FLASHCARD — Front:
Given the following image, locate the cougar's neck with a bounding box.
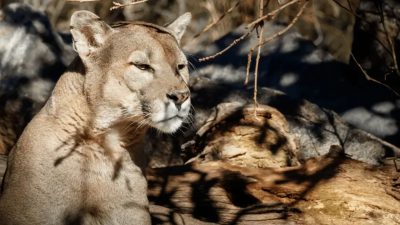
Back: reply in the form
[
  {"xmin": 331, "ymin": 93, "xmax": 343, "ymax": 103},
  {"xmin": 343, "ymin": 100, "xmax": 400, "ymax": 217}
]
[
  {"xmin": 47, "ymin": 57, "xmax": 149, "ymax": 158},
  {"xmin": 90, "ymin": 115, "xmax": 149, "ymax": 150},
  {"xmin": 90, "ymin": 117, "xmax": 150, "ymax": 169}
]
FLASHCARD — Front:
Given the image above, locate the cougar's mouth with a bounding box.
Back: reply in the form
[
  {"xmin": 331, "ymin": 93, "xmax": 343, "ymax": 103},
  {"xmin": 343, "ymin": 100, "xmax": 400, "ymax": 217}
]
[
  {"xmin": 152, "ymin": 115, "xmax": 184, "ymax": 133},
  {"xmin": 155, "ymin": 115, "xmax": 184, "ymax": 123},
  {"xmin": 146, "ymin": 97, "xmax": 191, "ymax": 133}
]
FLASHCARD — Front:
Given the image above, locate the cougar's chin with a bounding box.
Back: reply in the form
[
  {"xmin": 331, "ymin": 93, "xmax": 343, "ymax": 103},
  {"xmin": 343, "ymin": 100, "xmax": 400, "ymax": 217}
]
[
  {"xmin": 148, "ymin": 98, "xmax": 190, "ymax": 133},
  {"xmin": 152, "ymin": 116, "xmax": 184, "ymax": 133}
]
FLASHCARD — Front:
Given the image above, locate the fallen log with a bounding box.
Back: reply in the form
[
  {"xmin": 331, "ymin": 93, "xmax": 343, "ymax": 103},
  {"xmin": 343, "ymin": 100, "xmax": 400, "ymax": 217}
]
[
  {"xmin": 147, "ymin": 146, "xmax": 400, "ymax": 225},
  {"xmin": 0, "ymin": 146, "xmax": 399, "ymax": 224}
]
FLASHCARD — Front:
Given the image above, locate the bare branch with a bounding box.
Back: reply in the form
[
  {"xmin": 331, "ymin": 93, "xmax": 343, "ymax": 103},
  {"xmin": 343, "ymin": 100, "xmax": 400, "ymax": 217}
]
[
  {"xmin": 331, "ymin": 0, "xmax": 358, "ymax": 15},
  {"xmin": 198, "ymin": 0, "xmax": 306, "ymax": 63},
  {"xmin": 193, "ymin": 1, "xmax": 240, "ymax": 38},
  {"xmin": 198, "ymin": 29, "xmax": 253, "ymax": 62},
  {"xmin": 246, "ymin": 0, "xmax": 301, "ymax": 29},
  {"xmin": 376, "ymin": 0, "xmax": 400, "ymax": 76},
  {"xmin": 351, "ymin": 53, "xmax": 400, "ymax": 97},
  {"xmin": 331, "ymin": 0, "xmax": 393, "ymax": 55},
  {"xmin": 110, "ymin": 0, "xmax": 148, "ymax": 11},
  {"xmin": 249, "ymin": 0, "xmax": 309, "ymax": 54},
  {"xmin": 346, "ymin": 0, "xmax": 354, "ymax": 12},
  {"xmin": 252, "ymin": 0, "xmax": 265, "ymax": 110},
  {"xmin": 245, "ymin": 49, "xmax": 253, "ymax": 85},
  {"xmin": 66, "ymin": 0, "xmax": 99, "ymax": 2}
]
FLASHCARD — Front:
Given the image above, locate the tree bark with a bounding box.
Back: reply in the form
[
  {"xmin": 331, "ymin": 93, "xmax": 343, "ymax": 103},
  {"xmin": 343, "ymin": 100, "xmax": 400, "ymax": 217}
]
[{"xmin": 147, "ymin": 146, "xmax": 400, "ymax": 225}]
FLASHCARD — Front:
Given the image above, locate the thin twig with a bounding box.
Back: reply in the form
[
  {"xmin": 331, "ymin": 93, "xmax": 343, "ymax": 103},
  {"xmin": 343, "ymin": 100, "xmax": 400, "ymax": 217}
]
[
  {"xmin": 198, "ymin": 0, "xmax": 304, "ymax": 62},
  {"xmin": 66, "ymin": 0, "xmax": 99, "ymax": 1},
  {"xmin": 198, "ymin": 29, "xmax": 253, "ymax": 62},
  {"xmin": 110, "ymin": 0, "xmax": 148, "ymax": 11},
  {"xmin": 245, "ymin": 48, "xmax": 253, "ymax": 85},
  {"xmin": 193, "ymin": 1, "xmax": 240, "ymax": 38},
  {"xmin": 246, "ymin": 0, "xmax": 301, "ymax": 29},
  {"xmin": 376, "ymin": 0, "xmax": 400, "ymax": 76},
  {"xmin": 331, "ymin": 0, "xmax": 357, "ymax": 15},
  {"xmin": 333, "ymin": 0, "xmax": 399, "ymax": 80},
  {"xmin": 346, "ymin": 0, "xmax": 354, "ymax": 12},
  {"xmin": 248, "ymin": 0, "xmax": 309, "ymax": 59},
  {"xmin": 247, "ymin": 0, "xmax": 303, "ymax": 85},
  {"xmin": 198, "ymin": 0, "xmax": 303, "ymax": 63},
  {"xmin": 351, "ymin": 53, "xmax": 400, "ymax": 97},
  {"xmin": 331, "ymin": 0, "xmax": 392, "ymax": 55},
  {"xmin": 253, "ymin": 0, "xmax": 265, "ymax": 112}
]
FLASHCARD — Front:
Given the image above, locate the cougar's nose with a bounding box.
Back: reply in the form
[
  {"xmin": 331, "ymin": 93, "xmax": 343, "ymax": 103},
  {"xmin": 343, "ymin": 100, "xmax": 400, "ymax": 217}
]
[{"xmin": 167, "ymin": 89, "xmax": 190, "ymax": 110}]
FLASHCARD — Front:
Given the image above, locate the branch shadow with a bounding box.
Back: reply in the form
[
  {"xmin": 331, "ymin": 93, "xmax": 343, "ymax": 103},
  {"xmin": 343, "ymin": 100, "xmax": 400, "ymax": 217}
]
[{"xmin": 148, "ymin": 144, "xmax": 345, "ymax": 225}]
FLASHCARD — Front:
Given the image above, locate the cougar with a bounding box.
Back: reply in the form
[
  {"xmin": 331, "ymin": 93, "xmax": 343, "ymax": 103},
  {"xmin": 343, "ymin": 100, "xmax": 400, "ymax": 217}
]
[{"xmin": 0, "ymin": 10, "xmax": 191, "ymax": 225}]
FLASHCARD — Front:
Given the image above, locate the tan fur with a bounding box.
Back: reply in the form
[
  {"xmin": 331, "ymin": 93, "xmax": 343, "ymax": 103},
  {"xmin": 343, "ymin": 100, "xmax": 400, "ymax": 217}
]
[{"xmin": 0, "ymin": 11, "xmax": 191, "ymax": 225}]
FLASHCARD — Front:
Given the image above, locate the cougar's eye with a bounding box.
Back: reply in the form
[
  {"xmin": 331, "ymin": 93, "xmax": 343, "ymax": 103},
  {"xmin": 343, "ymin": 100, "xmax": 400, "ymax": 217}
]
[
  {"xmin": 177, "ymin": 64, "xmax": 186, "ymax": 70},
  {"xmin": 131, "ymin": 62, "xmax": 154, "ymax": 72}
]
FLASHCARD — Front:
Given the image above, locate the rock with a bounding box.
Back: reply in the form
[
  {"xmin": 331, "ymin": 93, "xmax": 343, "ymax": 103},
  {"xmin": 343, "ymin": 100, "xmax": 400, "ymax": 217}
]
[
  {"xmin": 148, "ymin": 77, "xmax": 400, "ymax": 167},
  {"xmin": 0, "ymin": 3, "xmax": 75, "ymax": 155},
  {"xmin": 182, "ymin": 62, "xmax": 400, "ymax": 166},
  {"xmin": 186, "ymin": 103, "xmax": 299, "ymax": 168},
  {"xmin": 216, "ymin": 89, "xmax": 399, "ymax": 164},
  {"xmin": 190, "ymin": 11, "xmax": 400, "ymax": 147},
  {"xmin": 147, "ymin": 66, "xmax": 400, "ymax": 167}
]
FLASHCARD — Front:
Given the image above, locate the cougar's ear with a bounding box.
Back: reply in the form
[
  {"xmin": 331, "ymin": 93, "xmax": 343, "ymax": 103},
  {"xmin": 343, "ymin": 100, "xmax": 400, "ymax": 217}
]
[
  {"xmin": 70, "ymin": 10, "xmax": 113, "ymax": 58},
  {"xmin": 166, "ymin": 12, "xmax": 191, "ymax": 43}
]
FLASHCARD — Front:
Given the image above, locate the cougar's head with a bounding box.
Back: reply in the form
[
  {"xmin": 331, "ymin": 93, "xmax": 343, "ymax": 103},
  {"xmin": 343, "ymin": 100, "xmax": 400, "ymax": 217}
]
[{"xmin": 70, "ymin": 11, "xmax": 191, "ymax": 133}]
